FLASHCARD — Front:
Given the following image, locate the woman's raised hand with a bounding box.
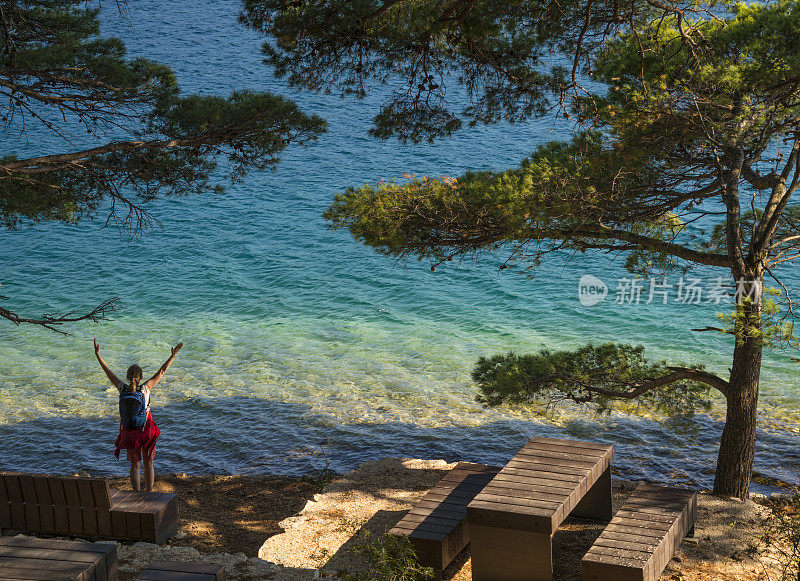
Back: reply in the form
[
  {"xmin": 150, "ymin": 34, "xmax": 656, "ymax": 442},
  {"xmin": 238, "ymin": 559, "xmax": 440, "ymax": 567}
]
[
  {"xmin": 94, "ymin": 338, "xmax": 100, "ymax": 356},
  {"xmin": 171, "ymin": 342, "xmax": 183, "ymax": 356}
]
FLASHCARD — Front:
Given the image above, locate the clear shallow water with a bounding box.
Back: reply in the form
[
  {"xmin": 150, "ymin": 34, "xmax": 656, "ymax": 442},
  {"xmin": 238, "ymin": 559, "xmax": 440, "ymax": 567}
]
[{"xmin": 0, "ymin": 0, "xmax": 797, "ymax": 492}]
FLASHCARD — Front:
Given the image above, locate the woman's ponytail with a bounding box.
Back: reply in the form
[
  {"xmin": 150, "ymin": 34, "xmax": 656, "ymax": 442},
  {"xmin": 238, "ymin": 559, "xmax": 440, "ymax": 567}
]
[{"xmin": 126, "ymin": 364, "xmax": 143, "ymax": 392}]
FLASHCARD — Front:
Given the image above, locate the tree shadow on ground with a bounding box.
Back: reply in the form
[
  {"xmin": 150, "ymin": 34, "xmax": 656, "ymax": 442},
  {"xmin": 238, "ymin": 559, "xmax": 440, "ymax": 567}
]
[{"xmin": 322, "ymin": 508, "xmax": 409, "ymax": 575}]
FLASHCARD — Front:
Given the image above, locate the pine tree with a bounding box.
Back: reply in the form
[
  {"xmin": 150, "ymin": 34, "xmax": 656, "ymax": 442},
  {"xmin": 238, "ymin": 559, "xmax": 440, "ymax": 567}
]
[
  {"xmin": 1, "ymin": 0, "xmax": 326, "ymax": 331},
  {"xmin": 244, "ymin": 0, "xmax": 800, "ymax": 497}
]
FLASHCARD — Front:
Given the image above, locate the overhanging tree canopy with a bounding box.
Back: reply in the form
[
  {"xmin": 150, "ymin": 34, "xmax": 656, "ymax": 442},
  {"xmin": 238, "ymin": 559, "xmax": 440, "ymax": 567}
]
[
  {"xmin": 1, "ymin": 0, "xmax": 326, "ymax": 331},
  {"xmin": 244, "ymin": 0, "xmax": 800, "ymax": 497}
]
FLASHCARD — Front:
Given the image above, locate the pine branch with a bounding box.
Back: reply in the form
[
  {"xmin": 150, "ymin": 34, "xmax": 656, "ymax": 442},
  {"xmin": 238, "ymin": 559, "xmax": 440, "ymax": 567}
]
[{"xmin": 0, "ymin": 296, "xmax": 121, "ymax": 334}]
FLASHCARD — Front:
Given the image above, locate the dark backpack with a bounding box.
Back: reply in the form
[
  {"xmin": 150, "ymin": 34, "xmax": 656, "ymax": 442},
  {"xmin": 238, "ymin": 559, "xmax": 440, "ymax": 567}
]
[{"xmin": 119, "ymin": 389, "xmax": 147, "ymax": 429}]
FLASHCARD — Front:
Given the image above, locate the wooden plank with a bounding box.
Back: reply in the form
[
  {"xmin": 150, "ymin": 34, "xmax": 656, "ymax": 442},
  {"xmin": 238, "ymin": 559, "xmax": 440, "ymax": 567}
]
[
  {"xmin": 525, "ymin": 436, "xmax": 611, "ymax": 452},
  {"xmin": 3, "ymin": 473, "xmax": 27, "ymax": 529},
  {"xmin": 419, "ymin": 480, "xmax": 492, "ymax": 495},
  {"xmin": 0, "ymin": 557, "xmax": 89, "ymax": 577},
  {"xmin": 492, "ymin": 467, "xmax": 584, "ymax": 486},
  {"xmin": 405, "ymin": 498, "xmax": 474, "ymax": 515},
  {"xmin": 406, "ymin": 505, "xmax": 467, "ymax": 520},
  {"xmin": 154, "ymin": 494, "xmax": 180, "ymax": 544},
  {"xmin": 398, "ymin": 505, "xmax": 467, "ymax": 522},
  {"xmin": 146, "ymin": 560, "xmax": 225, "ymax": 575},
  {"xmin": 504, "ymin": 458, "xmax": 590, "ymax": 478},
  {"xmin": 592, "ymin": 536, "xmax": 663, "ymax": 553},
  {"xmin": 636, "ymin": 483, "xmax": 695, "ymax": 496},
  {"xmin": 96, "ymin": 505, "xmax": 112, "ymax": 537},
  {"xmin": 135, "ymin": 573, "xmax": 216, "ymax": 581},
  {"xmin": 522, "ymin": 439, "xmax": 610, "ymax": 456},
  {"xmin": 32, "ymin": 476, "xmax": 56, "ymax": 533},
  {"xmin": 62, "ymin": 478, "xmax": 84, "ymax": 535},
  {"xmin": 602, "ymin": 522, "xmax": 672, "ymax": 539},
  {"xmin": 0, "ymin": 546, "xmax": 108, "ymax": 581},
  {"xmin": 585, "ymin": 544, "xmax": 653, "ymax": 562},
  {"xmin": 0, "ymin": 474, "xmax": 9, "ymax": 502},
  {"xmin": 49, "ymin": 478, "xmax": 71, "ymax": 535},
  {"xmin": 0, "ymin": 567, "xmax": 83, "ymax": 581},
  {"xmin": 0, "ymin": 545, "xmax": 108, "ymax": 562},
  {"xmin": 133, "ymin": 494, "xmax": 163, "ymax": 542},
  {"xmin": 0, "ymin": 536, "xmax": 103, "ymax": 549},
  {"xmin": 481, "ymin": 480, "xmax": 572, "ymax": 503},
  {"xmin": 477, "ymin": 487, "xmax": 564, "ymax": 510},
  {"xmin": 389, "ymin": 526, "xmax": 443, "ymax": 542},
  {"xmin": 18, "ymin": 474, "xmax": 40, "ymax": 532},
  {"xmin": 124, "ymin": 505, "xmax": 143, "ymax": 539},
  {"xmin": 489, "ymin": 471, "xmax": 578, "ymax": 492},
  {"xmin": 396, "ymin": 512, "xmax": 465, "ymax": 527},
  {"xmin": 0, "ymin": 474, "xmax": 11, "ymax": 528},
  {"xmin": 392, "ymin": 519, "xmax": 456, "ymax": 536},
  {"xmin": 417, "ymin": 488, "xmax": 494, "ymax": 503},
  {"xmin": 467, "ymin": 500, "xmax": 553, "ymax": 533},
  {"xmin": 90, "ymin": 480, "xmax": 112, "ymax": 511},
  {"xmin": 623, "ymin": 496, "xmax": 688, "ymax": 510},
  {"xmin": 109, "ymin": 491, "xmax": 133, "ymax": 538},
  {"xmin": 583, "ymin": 551, "xmax": 651, "ymax": 569},
  {"xmin": 581, "ymin": 559, "xmax": 644, "ymax": 581},
  {"xmin": 597, "ymin": 530, "xmax": 663, "ymax": 547},
  {"xmin": 632, "ymin": 488, "xmax": 696, "ymax": 502},
  {"xmin": 515, "ymin": 448, "xmax": 604, "ymax": 467},
  {"xmin": 76, "ymin": 479, "xmax": 98, "ymax": 536}
]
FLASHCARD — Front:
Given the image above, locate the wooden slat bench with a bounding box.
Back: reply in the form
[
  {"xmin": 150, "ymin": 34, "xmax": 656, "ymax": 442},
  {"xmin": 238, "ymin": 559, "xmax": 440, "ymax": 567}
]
[
  {"xmin": 0, "ymin": 535, "xmax": 118, "ymax": 581},
  {"xmin": 389, "ymin": 462, "xmax": 500, "ymax": 575},
  {"xmin": 581, "ymin": 483, "xmax": 697, "ymax": 581},
  {"xmin": 0, "ymin": 472, "xmax": 179, "ymax": 544},
  {"xmin": 467, "ymin": 436, "xmax": 614, "ymax": 581},
  {"xmin": 134, "ymin": 561, "xmax": 225, "ymax": 580}
]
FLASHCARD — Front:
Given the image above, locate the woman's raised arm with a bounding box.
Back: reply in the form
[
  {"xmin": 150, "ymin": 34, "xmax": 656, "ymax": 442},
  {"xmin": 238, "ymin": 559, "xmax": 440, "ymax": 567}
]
[
  {"xmin": 94, "ymin": 339, "xmax": 123, "ymax": 390},
  {"xmin": 144, "ymin": 342, "xmax": 183, "ymax": 389}
]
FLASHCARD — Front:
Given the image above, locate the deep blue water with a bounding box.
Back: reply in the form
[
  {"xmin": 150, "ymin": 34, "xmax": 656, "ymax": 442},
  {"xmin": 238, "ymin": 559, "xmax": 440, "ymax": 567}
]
[{"xmin": 0, "ymin": 0, "xmax": 797, "ymax": 492}]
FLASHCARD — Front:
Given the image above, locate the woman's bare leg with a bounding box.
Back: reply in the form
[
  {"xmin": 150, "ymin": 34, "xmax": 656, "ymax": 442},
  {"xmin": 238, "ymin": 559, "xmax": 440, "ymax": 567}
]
[
  {"xmin": 143, "ymin": 458, "xmax": 155, "ymax": 492},
  {"xmin": 130, "ymin": 459, "xmax": 141, "ymax": 491}
]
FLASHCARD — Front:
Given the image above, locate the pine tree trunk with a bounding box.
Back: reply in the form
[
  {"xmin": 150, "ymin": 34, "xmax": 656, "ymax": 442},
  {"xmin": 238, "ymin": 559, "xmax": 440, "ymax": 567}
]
[{"xmin": 712, "ymin": 304, "xmax": 763, "ymax": 499}]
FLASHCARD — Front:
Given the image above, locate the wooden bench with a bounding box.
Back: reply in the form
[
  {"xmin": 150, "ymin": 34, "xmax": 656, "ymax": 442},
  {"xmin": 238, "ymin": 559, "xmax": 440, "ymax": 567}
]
[
  {"xmin": 134, "ymin": 561, "xmax": 225, "ymax": 580},
  {"xmin": 581, "ymin": 483, "xmax": 697, "ymax": 581},
  {"xmin": 389, "ymin": 462, "xmax": 500, "ymax": 575},
  {"xmin": 467, "ymin": 437, "xmax": 613, "ymax": 581},
  {"xmin": 0, "ymin": 535, "xmax": 118, "ymax": 581},
  {"xmin": 0, "ymin": 472, "xmax": 179, "ymax": 544}
]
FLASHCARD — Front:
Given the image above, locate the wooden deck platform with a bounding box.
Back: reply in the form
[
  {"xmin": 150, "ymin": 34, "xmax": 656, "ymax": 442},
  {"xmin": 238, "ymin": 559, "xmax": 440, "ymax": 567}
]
[
  {"xmin": 0, "ymin": 472, "xmax": 179, "ymax": 544},
  {"xmin": 581, "ymin": 483, "xmax": 697, "ymax": 581},
  {"xmin": 134, "ymin": 560, "xmax": 225, "ymax": 580},
  {"xmin": 467, "ymin": 436, "xmax": 614, "ymax": 581},
  {"xmin": 389, "ymin": 462, "xmax": 500, "ymax": 574},
  {"xmin": 0, "ymin": 535, "xmax": 118, "ymax": 581}
]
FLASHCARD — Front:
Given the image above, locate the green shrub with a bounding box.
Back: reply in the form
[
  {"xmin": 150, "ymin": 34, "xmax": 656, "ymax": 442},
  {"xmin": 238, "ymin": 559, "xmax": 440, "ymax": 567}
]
[
  {"xmin": 762, "ymin": 494, "xmax": 800, "ymax": 581},
  {"xmin": 341, "ymin": 529, "xmax": 434, "ymax": 581}
]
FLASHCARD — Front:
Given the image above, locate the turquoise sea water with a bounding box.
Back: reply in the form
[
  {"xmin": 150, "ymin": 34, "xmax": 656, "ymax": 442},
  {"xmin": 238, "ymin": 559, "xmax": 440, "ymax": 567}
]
[{"xmin": 0, "ymin": 0, "xmax": 797, "ymax": 491}]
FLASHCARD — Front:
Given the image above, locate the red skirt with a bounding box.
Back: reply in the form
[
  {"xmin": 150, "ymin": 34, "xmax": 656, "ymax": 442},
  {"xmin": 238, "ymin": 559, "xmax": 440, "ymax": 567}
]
[{"xmin": 115, "ymin": 412, "xmax": 160, "ymax": 462}]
